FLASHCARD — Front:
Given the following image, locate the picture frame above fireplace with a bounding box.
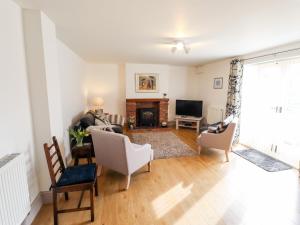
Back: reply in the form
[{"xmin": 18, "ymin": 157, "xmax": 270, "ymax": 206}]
[{"xmin": 135, "ymin": 73, "xmax": 159, "ymax": 93}]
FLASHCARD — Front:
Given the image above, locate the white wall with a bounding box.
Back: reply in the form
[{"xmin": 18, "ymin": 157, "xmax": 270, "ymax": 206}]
[
  {"xmin": 0, "ymin": 0, "xmax": 39, "ymax": 202},
  {"xmin": 168, "ymin": 66, "xmax": 193, "ymax": 121},
  {"xmin": 23, "ymin": 10, "xmax": 88, "ymax": 191},
  {"xmin": 125, "ymin": 63, "xmax": 170, "ymax": 99},
  {"xmin": 23, "ymin": 10, "xmax": 66, "ymax": 192},
  {"xmin": 41, "ymin": 13, "xmax": 64, "ymax": 143},
  {"xmin": 191, "ymin": 59, "xmax": 231, "ymax": 119},
  {"xmin": 84, "ymin": 63, "xmax": 193, "ymax": 121},
  {"xmin": 125, "ymin": 63, "xmax": 193, "ymax": 121},
  {"xmin": 85, "ymin": 63, "xmax": 126, "ymax": 116},
  {"xmin": 57, "ymin": 40, "xmax": 87, "ymax": 158}
]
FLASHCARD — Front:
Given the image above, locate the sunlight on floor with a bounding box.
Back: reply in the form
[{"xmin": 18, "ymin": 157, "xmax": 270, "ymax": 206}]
[
  {"xmin": 171, "ymin": 168, "xmax": 299, "ymax": 225},
  {"xmin": 172, "ymin": 177, "xmax": 235, "ymax": 225},
  {"xmin": 151, "ymin": 182, "xmax": 193, "ymax": 219}
]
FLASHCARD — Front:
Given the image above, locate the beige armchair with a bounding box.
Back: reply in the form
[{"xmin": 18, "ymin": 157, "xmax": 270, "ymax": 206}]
[
  {"xmin": 197, "ymin": 120, "xmax": 237, "ymax": 162},
  {"xmin": 91, "ymin": 129, "xmax": 153, "ymax": 190}
]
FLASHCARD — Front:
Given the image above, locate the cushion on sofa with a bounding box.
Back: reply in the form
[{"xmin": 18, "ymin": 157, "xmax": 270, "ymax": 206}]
[
  {"xmin": 111, "ymin": 124, "xmax": 123, "ymax": 134},
  {"xmin": 80, "ymin": 113, "xmax": 95, "ymax": 129}
]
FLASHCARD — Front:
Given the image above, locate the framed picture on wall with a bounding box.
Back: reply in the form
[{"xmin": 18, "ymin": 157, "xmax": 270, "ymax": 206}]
[
  {"xmin": 135, "ymin": 73, "xmax": 159, "ymax": 93},
  {"xmin": 213, "ymin": 77, "xmax": 223, "ymax": 89}
]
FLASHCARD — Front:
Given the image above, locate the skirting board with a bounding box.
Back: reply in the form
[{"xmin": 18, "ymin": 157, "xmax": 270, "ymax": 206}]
[
  {"xmin": 41, "ymin": 190, "xmax": 53, "ymax": 204},
  {"xmin": 168, "ymin": 121, "xmax": 176, "ymax": 127},
  {"xmin": 41, "ymin": 190, "xmax": 65, "ymax": 204},
  {"xmin": 21, "ymin": 193, "xmax": 43, "ymax": 225},
  {"xmin": 21, "ymin": 191, "xmax": 63, "ymax": 224}
]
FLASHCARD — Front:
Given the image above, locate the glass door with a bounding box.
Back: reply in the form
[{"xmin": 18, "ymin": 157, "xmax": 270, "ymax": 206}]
[
  {"xmin": 274, "ymin": 59, "xmax": 300, "ymax": 168},
  {"xmin": 240, "ymin": 62, "xmax": 283, "ymax": 154},
  {"xmin": 240, "ymin": 58, "xmax": 300, "ymax": 169}
]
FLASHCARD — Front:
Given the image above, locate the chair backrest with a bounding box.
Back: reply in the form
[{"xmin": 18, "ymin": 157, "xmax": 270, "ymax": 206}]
[
  {"xmin": 44, "ymin": 136, "xmax": 66, "ymax": 187},
  {"xmin": 91, "ymin": 130, "xmax": 130, "ymax": 175},
  {"xmin": 222, "ymin": 120, "xmax": 238, "ymax": 149}
]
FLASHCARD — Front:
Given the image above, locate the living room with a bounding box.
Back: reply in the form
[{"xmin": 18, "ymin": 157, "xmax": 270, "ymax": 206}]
[{"xmin": 1, "ymin": 0, "xmax": 300, "ymax": 225}]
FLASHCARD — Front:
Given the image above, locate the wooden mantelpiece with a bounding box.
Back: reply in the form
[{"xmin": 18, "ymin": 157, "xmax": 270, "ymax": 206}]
[
  {"xmin": 126, "ymin": 98, "xmax": 169, "ymax": 103},
  {"xmin": 126, "ymin": 98, "xmax": 169, "ymax": 128}
]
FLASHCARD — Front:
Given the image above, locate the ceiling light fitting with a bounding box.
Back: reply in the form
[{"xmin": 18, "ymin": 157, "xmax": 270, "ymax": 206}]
[{"xmin": 171, "ymin": 40, "xmax": 190, "ymax": 54}]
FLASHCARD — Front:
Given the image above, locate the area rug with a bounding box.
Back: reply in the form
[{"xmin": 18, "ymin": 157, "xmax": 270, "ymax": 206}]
[
  {"xmin": 131, "ymin": 131, "xmax": 197, "ymax": 159},
  {"xmin": 234, "ymin": 149, "xmax": 292, "ymax": 172}
]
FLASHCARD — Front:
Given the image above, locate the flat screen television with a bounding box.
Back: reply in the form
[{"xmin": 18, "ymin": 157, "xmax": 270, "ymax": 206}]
[{"xmin": 176, "ymin": 100, "xmax": 203, "ymax": 117}]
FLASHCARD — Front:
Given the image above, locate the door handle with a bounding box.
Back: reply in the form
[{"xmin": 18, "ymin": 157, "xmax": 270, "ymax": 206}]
[{"xmin": 275, "ymin": 106, "xmax": 283, "ymax": 113}]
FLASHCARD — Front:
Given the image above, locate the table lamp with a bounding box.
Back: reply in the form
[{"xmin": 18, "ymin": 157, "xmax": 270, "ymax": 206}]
[{"xmin": 91, "ymin": 97, "xmax": 104, "ymax": 114}]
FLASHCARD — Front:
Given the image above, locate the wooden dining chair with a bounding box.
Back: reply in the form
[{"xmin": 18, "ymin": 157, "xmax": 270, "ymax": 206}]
[{"xmin": 44, "ymin": 136, "xmax": 98, "ymax": 225}]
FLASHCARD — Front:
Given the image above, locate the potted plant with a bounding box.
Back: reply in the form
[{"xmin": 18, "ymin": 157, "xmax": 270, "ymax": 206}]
[
  {"xmin": 128, "ymin": 116, "xmax": 135, "ymax": 130},
  {"xmin": 69, "ymin": 128, "xmax": 89, "ymax": 147}
]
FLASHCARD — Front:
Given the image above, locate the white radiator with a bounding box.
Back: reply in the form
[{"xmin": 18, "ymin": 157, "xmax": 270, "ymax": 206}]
[
  {"xmin": 207, "ymin": 105, "xmax": 225, "ymax": 124},
  {"xmin": 0, "ymin": 154, "xmax": 30, "ymax": 225}
]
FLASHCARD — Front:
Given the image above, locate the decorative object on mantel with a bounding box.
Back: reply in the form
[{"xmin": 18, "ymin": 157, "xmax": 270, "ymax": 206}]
[
  {"xmin": 213, "ymin": 77, "xmax": 223, "ymax": 89},
  {"xmin": 163, "ymin": 93, "xmax": 167, "ymax": 98},
  {"xmin": 135, "ymin": 73, "xmax": 159, "ymax": 93}
]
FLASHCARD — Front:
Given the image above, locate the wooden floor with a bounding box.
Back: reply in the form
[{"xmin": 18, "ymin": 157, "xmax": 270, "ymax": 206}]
[{"xmin": 32, "ymin": 128, "xmax": 300, "ymax": 225}]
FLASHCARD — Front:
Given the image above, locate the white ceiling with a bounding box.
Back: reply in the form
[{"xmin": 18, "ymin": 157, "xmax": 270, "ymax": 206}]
[{"xmin": 17, "ymin": 0, "xmax": 300, "ymax": 65}]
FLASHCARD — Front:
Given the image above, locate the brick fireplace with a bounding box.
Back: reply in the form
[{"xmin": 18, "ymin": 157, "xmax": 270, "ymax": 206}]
[{"xmin": 126, "ymin": 98, "xmax": 169, "ymax": 128}]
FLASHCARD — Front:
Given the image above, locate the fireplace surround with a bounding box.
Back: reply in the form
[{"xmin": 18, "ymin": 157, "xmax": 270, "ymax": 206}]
[{"xmin": 126, "ymin": 98, "xmax": 169, "ymax": 128}]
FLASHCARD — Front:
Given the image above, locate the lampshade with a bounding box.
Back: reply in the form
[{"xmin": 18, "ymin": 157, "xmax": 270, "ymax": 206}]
[{"xmin": 91, "ymin": 97, "xmax": 104, "ymax": 107}]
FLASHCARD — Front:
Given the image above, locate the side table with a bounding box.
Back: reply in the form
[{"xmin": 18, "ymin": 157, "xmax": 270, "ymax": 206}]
[{"xmin": 72, "ymin": 143, "xmax": 93, "ymax": 166}]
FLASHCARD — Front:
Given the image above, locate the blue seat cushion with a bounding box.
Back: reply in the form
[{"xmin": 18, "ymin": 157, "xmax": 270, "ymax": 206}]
[{"xmin": 57, "ymin": 163, "xmax": 96, "ymax": 187}]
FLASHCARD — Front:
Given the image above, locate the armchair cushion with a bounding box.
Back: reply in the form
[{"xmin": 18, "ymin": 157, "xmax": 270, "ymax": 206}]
[
  {"xmin": 57, "ymin": 163, "xmax": 96, "ymax": 187},
  {"xmin": 205, "ymin": 115, "xmax": 233, "ymax": 134},
  {"xmin": 208, "ymin": 124, "xmax": 229, "ymax": 134}
]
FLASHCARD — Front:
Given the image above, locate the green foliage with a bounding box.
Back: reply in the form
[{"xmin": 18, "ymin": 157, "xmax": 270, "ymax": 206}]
[{"xmin": 69, "ymin": 128, "xmax": 89, "ymax": 146}]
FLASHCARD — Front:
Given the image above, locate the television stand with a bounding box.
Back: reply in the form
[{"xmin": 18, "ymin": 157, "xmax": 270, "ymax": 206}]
[{"xmin": 175, "ymin": 116, "xmax": 203, "ymax": 133}]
